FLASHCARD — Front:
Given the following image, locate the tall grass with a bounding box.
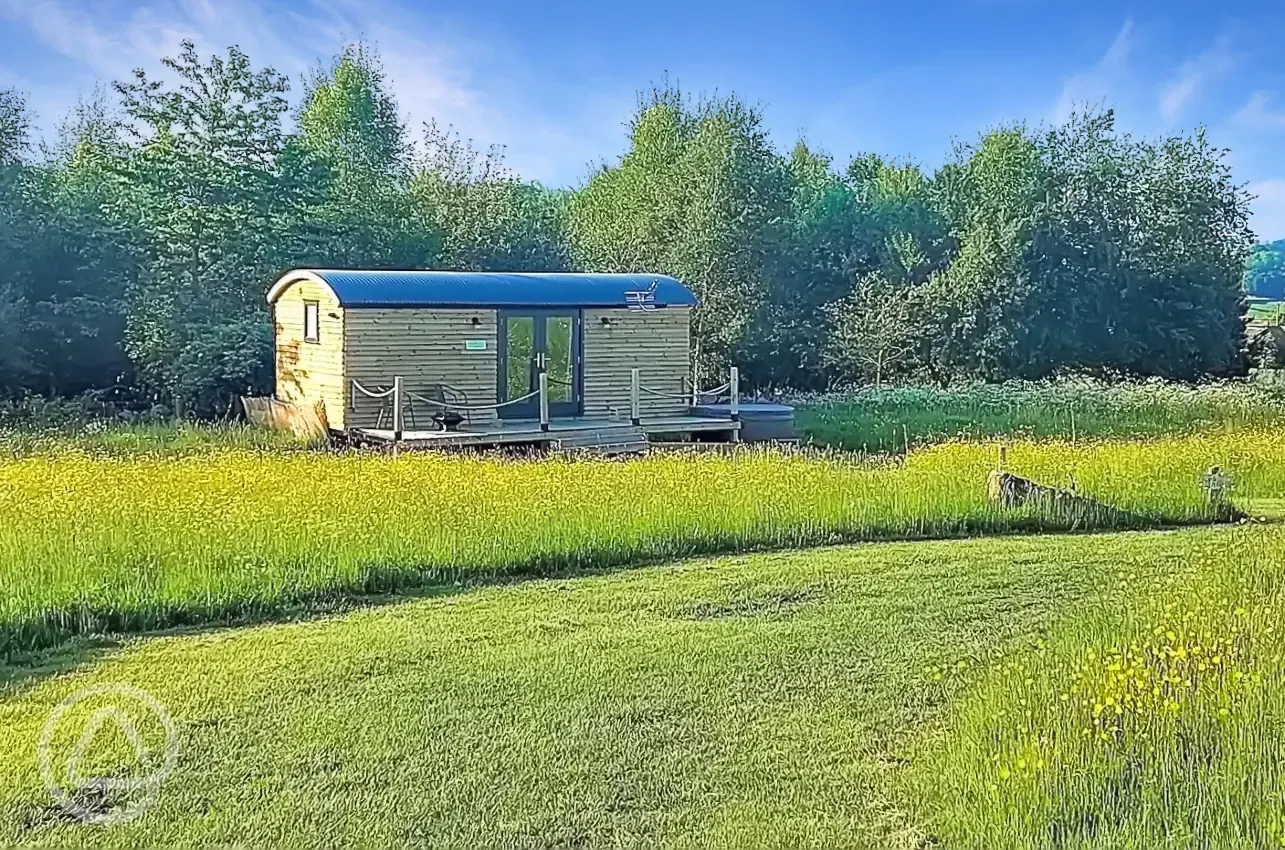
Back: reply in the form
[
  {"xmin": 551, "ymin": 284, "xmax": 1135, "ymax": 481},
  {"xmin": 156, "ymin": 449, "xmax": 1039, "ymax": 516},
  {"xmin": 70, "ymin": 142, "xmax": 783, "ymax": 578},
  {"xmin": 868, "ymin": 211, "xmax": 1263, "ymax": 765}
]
[
  {"xmin": 0, "ymin": 422, "xmax": 312, "ymax": 458},
  {"xmin": 906, "ymin": 524, "xmax": 1285, "ymax": 848},
  {"xmin": 796, "ymin": 379, "xmax": 1285, "ymax": 453},
  {"xmin": 1, "ymin": 432, "xmax": 1278, "ymax": 653}
]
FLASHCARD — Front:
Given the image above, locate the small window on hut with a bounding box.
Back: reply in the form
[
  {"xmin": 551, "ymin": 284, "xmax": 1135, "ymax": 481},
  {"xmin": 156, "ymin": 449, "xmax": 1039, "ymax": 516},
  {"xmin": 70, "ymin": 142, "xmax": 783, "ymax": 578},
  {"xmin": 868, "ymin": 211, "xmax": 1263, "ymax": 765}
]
[{"xmin": 303, "ymin": 301, "xmax": 320, "ymax": 343}]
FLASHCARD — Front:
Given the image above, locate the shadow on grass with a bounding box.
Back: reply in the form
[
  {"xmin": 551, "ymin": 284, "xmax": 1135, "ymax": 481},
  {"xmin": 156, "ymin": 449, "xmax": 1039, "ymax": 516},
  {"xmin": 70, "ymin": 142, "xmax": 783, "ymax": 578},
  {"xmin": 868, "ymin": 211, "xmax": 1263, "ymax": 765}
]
[
  {"xmin": 0, "ymin": 586, "xmax": 467, "ymax": 703},
  {"xmin": 0, "ymin": 504, "xmax": 1260, "ymax": 693},
  {"xmin": 0, "ymin": 638, "xmax": 123, "ymax": 700}
]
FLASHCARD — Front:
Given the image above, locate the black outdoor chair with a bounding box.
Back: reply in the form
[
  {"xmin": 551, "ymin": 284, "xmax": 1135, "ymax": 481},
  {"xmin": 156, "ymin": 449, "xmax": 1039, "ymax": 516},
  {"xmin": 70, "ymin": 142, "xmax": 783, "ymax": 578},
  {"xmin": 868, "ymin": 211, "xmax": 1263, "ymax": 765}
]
[
  {"xmin": 374, "ymin": 382, "xmax": 472, "ymax": 431},
  {"xmin": 421, "ymin": 382, "xmax": 471, "ymax": 430}
]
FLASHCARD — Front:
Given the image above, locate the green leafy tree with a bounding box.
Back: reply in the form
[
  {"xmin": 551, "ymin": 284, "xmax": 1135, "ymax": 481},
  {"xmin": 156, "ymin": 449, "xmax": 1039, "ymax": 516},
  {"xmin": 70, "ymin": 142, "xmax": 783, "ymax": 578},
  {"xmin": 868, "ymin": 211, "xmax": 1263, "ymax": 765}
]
[
  {"xmin": 14, "ymin": 92, "xmax": 136, "ymax": 395},
  {"xmin": 1014, "ymin": 114, "xmax": 1250, "ymax": 378},
  {"xmin": 914, "ymin": 127, "xmax": 1041, "ymax": 382},
  {"xmin": 824, "ymin": 272, "xmax": 921, "ymax": 388},
  {"xmin": 814, "ymin": 155, "xmax": 955, "ymax": 387},
  {"xmin": 1245, "ymin": 240, "xmax": 1285, "ymax": 299},
  {"xmin": 289, "ymin": 44, "xmax": 440, "ymax": 268},
  {"xmin": 412, "ymin": 121, "xmax": 569, "ymax": 272},
  {"xmin": 0, "ymin": 88, "xmax": 32, "ymax": 391},
  {"xmin": 570, "ymin": 83, "xmax": 790, "ymax": 380},
  {"xmin": 1123, "ymin": 127, "xmax": 1251, "ymax": 377},
  {"xmin": 920, "ymin": 112, "xmax": 1251, "ymax": 381},
  {"xmin": 0, "ymin": 87, "xmax": 30, "ymax": 167},
  {"xmin": 853, "ymin": 156, "xmax": 953, "ymax": 287},
  {"xmin": 0, "ymin": 51, "xmax": 1262, "ymax": 407},
  {"xmin": 741, "ymin": 142, "xmax": 879, "ymax": 389},
  {"xmin": 112, "ymin": 40, "xmax": 290, "ymax": 412}
]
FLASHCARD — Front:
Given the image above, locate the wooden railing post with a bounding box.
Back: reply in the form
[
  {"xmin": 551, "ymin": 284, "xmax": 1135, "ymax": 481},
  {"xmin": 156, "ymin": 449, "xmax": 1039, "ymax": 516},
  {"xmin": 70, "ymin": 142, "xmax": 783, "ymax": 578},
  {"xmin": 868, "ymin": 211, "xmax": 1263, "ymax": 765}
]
[
  {"xmin": 630, "ymin": 368, "xmax": 641, "ymax": 426},
  {"xmin": 392, "ymin": 375, "xmax": 404, "ymax": 441},
  {"xmin": 729, "ymin": 366, "xmax": 741, "ymax": 443},
  {"xmin": 539, "ymin": 372, "xmax": 550, "ymax": 432}
]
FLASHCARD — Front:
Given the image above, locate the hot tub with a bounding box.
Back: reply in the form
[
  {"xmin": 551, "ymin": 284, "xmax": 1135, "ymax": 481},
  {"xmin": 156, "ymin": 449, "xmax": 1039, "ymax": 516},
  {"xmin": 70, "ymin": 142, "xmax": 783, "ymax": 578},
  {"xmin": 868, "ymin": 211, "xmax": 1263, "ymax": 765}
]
[{"xmin": 692, "ymin": 403, "xmax": 796, "ymax": 443}]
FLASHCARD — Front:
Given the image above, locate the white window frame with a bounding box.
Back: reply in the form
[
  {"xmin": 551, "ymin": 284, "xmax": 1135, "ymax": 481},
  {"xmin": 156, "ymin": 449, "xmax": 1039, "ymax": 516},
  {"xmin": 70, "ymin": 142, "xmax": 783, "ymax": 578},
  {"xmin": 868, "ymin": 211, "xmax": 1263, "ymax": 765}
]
[{"xmin": 304, "ymin": 300, "xmax": 320, "ymax": 344}]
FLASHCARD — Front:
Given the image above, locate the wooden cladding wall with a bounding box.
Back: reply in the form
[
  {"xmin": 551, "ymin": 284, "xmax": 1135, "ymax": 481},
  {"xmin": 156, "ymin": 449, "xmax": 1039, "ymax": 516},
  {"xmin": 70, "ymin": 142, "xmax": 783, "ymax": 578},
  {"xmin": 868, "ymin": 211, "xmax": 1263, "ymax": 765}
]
[
  {"xmin": 274, "ymin": 298, "xmax": 695, "ymax": 431},
  {"xmin": 344, "ymin": 308, "xmax": 500, "ymax": 428},
  {"xmin": 582, "ymin": 307, "xmax": 691, "ymax": 419},
  {"xmin": 273, "ymin": 280, "xmax": 347, "ymax": 429}
]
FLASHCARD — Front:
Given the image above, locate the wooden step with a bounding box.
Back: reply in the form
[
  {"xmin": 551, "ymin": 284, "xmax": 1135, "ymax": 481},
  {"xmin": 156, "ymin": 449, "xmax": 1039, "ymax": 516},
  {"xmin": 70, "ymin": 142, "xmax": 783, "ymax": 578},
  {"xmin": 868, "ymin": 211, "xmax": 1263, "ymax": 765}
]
[{"xmin": 552, "ymin": 425, "xmax": 648, "ymax": 456}]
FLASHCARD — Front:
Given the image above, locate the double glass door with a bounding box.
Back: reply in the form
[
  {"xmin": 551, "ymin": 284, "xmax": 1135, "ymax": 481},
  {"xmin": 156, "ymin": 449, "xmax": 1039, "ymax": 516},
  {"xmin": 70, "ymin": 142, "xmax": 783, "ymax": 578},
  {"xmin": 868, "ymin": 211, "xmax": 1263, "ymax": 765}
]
[{"xmin": 498, "ymin": 311, "xmax": 582, "ymax": 419}]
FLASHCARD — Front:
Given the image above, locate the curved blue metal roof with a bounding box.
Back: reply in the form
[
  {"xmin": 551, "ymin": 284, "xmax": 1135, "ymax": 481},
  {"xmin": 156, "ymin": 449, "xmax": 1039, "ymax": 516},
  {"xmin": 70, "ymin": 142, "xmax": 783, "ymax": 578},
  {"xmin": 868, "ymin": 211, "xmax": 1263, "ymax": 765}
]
[{"xmin": 267, "ymin": 270, "xmax": 698, "ymax": 309}]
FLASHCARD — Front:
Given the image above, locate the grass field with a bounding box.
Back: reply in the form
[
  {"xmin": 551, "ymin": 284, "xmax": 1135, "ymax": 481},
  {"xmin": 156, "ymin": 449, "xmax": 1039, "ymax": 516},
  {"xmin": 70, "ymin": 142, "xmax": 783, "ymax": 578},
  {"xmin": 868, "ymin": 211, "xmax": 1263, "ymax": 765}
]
[
  {"xmin": 2, "ymin": 432, "xmax": 1276, "ymax": 653},
  {"xmin": 795, "ymin": 380, "xmax": 1285, "ymax": 453},
  {"xmin": 3, "ymin": 395, "xmax": 1285, "ymax": 846},
  {"xmin": 0, "ymin": 524, "xmax": 1281, "ymax": 847},
  {"xmin": 908, "ymin": 527, "xmax": 1285, "ymax": 848},
  {"xmin": 0, "ymin": 422, "xmax": 309, "ymax": 458}
]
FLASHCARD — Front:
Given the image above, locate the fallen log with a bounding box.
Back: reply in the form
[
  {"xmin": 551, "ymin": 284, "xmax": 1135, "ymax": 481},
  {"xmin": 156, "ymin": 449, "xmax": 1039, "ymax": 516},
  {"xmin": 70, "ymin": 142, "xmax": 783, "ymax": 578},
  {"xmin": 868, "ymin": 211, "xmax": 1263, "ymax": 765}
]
[
  {"xmin": 986, "ymin": 469, "xmax": 1135, "ymax": 526},
  {"xmin": 986, "ymin": 469, "xmax": 1243, "ymax": 525},
  {"xmin": 986, "ymin": 470, "xmax": 1079, "ymax": 509}
]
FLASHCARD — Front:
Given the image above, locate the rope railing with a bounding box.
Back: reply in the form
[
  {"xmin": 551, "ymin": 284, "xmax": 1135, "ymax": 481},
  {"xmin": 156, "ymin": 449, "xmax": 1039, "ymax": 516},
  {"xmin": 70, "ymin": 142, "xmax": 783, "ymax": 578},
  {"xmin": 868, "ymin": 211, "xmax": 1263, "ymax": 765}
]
[
  {"xmin": 638, "ymin": 380, "xmax": 730, "ymax": 401},
  {"xmin": 352, "ymin": 374, "xmax": 553, "ymax": 438},
  {"xmin": 638, "ymin": 385, "xmax": 691, "ymax": 401},
  {"xmin": 352, "ymin": 364, "xmax": 741, "ymax": 443},
  {"xmin": 407, "ymin": 389, "xmax": 540, "ymax": 412},
  {"xmin": 350, "ymin": 380, "xmax": 396, "ymax": 400},
  {"xmin": 350, "ymin": 379, "xmax": 399, "ymax": 430},
  {"xmin": 630, "ymin": 366, "xmax": 740, "ymax": 440}
]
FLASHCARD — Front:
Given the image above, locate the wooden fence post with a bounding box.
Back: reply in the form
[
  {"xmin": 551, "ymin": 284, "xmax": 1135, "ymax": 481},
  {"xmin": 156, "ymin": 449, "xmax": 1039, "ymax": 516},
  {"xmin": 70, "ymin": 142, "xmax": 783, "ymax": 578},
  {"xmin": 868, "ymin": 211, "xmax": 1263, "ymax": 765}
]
[
  {"xmin": 539, "ymin": 372, "xmax": 550, "ymax": 432},
  {"xmin": 630, "ymin": 368, "xmax": 641, "ymax": 426},
  {"xmin": 393, "ymin": 376, "xmax": 404, "ymax": 442},
  {"xmin": 729, "ymin": 366, "xmax": 740, "ymax": 444}
]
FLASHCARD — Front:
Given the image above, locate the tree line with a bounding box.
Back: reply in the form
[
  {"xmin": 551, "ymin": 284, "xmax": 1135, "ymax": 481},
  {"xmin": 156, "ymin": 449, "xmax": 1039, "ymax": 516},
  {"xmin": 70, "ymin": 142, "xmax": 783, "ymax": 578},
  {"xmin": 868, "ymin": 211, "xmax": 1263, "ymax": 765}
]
[
  {"xmin": 0, "ymin": 42, "xmax": 1256, "ymax": 414},
  {"xmin": 1246, "ymin": 240, "xmax": 1285, "ymax": 300}
]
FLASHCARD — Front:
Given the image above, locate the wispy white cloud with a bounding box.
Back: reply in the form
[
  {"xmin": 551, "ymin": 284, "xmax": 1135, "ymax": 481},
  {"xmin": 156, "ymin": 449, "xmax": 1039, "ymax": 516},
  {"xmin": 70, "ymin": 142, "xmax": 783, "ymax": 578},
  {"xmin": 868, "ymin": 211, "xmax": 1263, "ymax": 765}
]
[
  {"xmin": 352, "ymin": 8, "xmax": 631, "ymax": 185},
  {"xmin": 1234, "ymin": 91, "xmax": 1285, "ymax": 129},
  {"xmin": 1158, "ymin": 36, "xmax": 1236, "ymax": 125},
  {"xmin": 0, "ymin": 0, "xmax": 626, "ymax": 185},
  {"xmin": 1250, "ymin": 179, "xmax": 1285, "ymax": 241},
  {"xmin": 1050, "ymin": 18, "xmax": 1135, "ymax": 124},
  {"xmin": 0, "ymin": 0, "xmax": 123, "ymax": 76},
  {"xmin": 0, "ymin": 66, "xmax": 35, "ymax": 91}
]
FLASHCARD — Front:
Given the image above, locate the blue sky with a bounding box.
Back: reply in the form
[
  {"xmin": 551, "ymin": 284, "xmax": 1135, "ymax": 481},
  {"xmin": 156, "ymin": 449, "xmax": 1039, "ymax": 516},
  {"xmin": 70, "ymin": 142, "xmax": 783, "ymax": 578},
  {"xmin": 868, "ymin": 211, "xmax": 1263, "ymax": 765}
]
[{"xmin": 3, "ymin": 0, "xmax": 1284, "ymax": 239}]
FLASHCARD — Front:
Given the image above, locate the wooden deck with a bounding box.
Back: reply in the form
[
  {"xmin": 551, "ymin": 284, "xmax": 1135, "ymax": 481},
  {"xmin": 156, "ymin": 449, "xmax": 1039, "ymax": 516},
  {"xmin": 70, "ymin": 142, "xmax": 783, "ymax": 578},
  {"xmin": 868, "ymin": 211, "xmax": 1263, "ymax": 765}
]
[{"xmin": 350, "ymin": 414, "xmax": 739, "ymax": 454}]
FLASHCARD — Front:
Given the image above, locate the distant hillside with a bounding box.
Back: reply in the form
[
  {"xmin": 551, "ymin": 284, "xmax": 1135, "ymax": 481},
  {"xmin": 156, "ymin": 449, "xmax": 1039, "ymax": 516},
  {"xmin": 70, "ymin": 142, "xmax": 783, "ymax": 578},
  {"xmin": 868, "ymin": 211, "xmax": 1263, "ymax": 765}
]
[{"xmin": 1246, "ymin": 240, "xmax": 1285, "ymax": 299}]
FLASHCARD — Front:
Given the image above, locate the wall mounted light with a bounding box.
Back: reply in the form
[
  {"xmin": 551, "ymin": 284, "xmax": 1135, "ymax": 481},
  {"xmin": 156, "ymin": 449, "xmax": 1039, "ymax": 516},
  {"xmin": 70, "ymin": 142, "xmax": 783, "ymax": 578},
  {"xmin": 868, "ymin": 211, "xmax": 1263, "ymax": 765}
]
[
  {"xmin": 470, "ymin": 316, "xmax": 481, "ymax": 327},
  {"xmin": 600, "ymin": 316, "xmax": 613, "ymax": 326}
]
